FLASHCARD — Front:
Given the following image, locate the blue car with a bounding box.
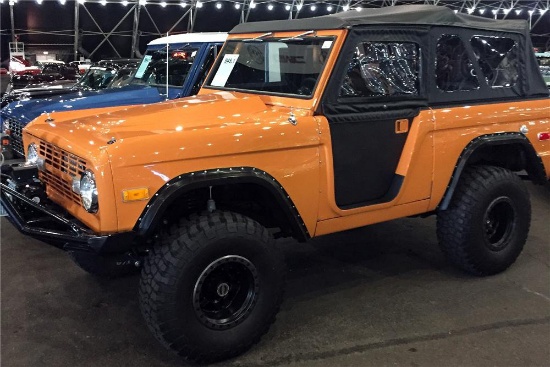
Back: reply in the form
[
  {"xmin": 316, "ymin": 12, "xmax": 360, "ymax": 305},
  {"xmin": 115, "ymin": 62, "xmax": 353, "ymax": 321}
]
[{"xmin": 1, "ymin": 32, "xmax": 227, "ymax": 158}]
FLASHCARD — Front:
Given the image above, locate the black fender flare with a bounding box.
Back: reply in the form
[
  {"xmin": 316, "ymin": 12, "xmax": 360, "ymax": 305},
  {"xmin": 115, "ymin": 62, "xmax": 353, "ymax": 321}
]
[
  {"xmin": 134, "ymin": 167, "xmax": 310, "ymax": 241},
  {"xmin": 439, "ymin": 132, "xmax": 546, "ymax": 210}
]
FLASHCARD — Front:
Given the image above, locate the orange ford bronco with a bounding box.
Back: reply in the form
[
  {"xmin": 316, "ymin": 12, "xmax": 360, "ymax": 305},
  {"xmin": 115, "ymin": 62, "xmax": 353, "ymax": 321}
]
[{"xmin": 2, "ymin": 5, "xmax": 549, "ymax": 363}]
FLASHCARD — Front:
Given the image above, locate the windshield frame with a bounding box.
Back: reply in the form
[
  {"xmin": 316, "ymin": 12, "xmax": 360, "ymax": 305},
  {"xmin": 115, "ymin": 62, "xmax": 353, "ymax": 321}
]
[{"xmin": 203, "ymin": 35, "xmax": 336, "ymax": 99}]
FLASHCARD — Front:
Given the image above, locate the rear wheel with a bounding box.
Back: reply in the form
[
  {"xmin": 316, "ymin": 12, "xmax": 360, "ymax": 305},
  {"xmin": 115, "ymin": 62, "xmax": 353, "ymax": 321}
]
[
  {"xmin": 139, "ymin": 211, "xmax": 285, "ymax": 363},
  {"xmin": 437, "ymin": 165, "xmax": 531, "ymax": 276}
]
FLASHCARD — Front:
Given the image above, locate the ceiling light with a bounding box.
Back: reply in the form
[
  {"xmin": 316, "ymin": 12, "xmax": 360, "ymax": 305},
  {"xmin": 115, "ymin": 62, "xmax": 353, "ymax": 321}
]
[
  {"xmin": 491, "ymin": 9, "xmax": 498, "ymax": 14},
  {"xmin": 139, "ymin": 0, "xmax": 147, "ymax": 5},
  {"xmin": 467, "ymin": 7, "xmax": 475, "ymax": 14},
  {"xmin": 250, "ymin": 1, "xmax": 256, "ymax": 8},
  {"xmin": 101, "ymin": 0, "xmax": 107, "ymax": 5},
  {"xmin": 296, "ymin": 4, "xmax": 302, "ymax": 10},
  {"xmin": 356, "ymin": 6, "xmax": 362, "ymax": 11},
  {"xmin": 234, "ymin": 3, "xmax": 240, "ymax": 9},
  {"xmin": 215, "ymin": 2, "xmax": 221, "ymax": 9},
  {"xmin": 540, "ymin": 8, "xmax": 548, "ymax": 14},
  {"xmin": 342, "ymin": 4, "xmax": 349, "ymax": 11},
  {"xmin": 267, "ymin": 3, "xmax": 273, "ymax": 10},
  {"xmin": 285, "ymin": 4, "xmax": 290, "ymax": 10},
  {"xmin": 515, "ymin": 9, "xmax": 522, "ymax": 15},
  {"xmin": 181, "ymin": 1, "xmax": 187, "ymax": 7},
  {"xmin": 160, "ymin": 1, "xmax": 167, "ymax": 7},
  {"xmin": 310, "ymin": 4, "xmax": 316, "ymax": 11},
  {"xmin": 503, "ymin": 8, "xmax": 511, "ymax": 14},
  {"xmin": 59, "ymin": 0, "xmax": 66, "ymax": 4},
  {"xmin": 36, "ymin": 0, "xmax": 43, "ymax": 4}
]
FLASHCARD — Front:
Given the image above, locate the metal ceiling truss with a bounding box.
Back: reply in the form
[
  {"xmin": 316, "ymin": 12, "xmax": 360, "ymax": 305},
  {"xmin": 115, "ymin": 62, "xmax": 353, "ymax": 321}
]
[{"xmin": 1, "ymin": 0, "xmax": 548, "ymax": 60}]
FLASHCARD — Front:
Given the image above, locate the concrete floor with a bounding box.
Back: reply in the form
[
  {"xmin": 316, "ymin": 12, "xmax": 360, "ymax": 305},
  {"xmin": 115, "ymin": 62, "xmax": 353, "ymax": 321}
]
[{"xmin": 1, "ymin": 183, "xmax": 549, "ymax": 367}]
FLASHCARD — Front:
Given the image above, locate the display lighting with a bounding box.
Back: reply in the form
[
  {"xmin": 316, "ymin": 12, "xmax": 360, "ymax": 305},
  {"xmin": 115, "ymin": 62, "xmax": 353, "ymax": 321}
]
[
  {"xmin": 528, "ymin": 10, "xmax": 534, "ymax": 15},
  {"xmin": 160, "ymin": 1, "xmax": 167, "ymax": 7},
  {"xmin": 285, "ymin": 4, "xmax": 290, "ymax": 10},
  {"xmin": 515, "ymin": 9, "xmax": 522, "ymax": 15},
  {"xmin": 122, "ymin": 0, "xmax": 129, "ymax": 5},
  {"xmin": 234, "ymin": 3, "xmax": 240, "ymax": 9},
  {"xmin": 310, "ymin": 4, "xmax": 315, "ymax": 11},
  {"xmin": 36, "ymin": 0, "xmax": 43, "ymax": 4},
  {"xmin": 491, "ymin": 9, "xmax": 498, "ymax": 14},
  {"xmin": 215, "ymin": 2, "xmax": 221, "ymax": 8},
  {"xmin": 196, "ymin": 1, "xmax": 203, "ymax": 7},
  {"xmin": 467, "ymin": 7, "xmax": 475, "ymax": 14},
  {"xmin": 478, "ymin": 8, "xmax": 486, "ymax": 14},
  {"xmin": 326, "ymin": 5, "xmax": 332, "ymax": 11},
  {"xmin": 296, "ymin": 3, "xmax": 302, "ymax": 10},
  {"xmin": 267, "ymin": 3, "xmax": 273, "ymax": 10},
  {"xmin": 342, "ymin": 4, "xmax": 349, "ymax": 11},
  {"xmin": 503, "ymin": 8, "xmax": 511, "ymax": 14},
  {"xmin": 101, "ymin": 0, "xmax": 107, "ymax": 5},
  {"xmin": 180, "ymin": 1, "xmax": 187, "ymax": 7},
  {"xmin": 250, "ymin": 1, "xmax": 256, "ymax": 8},
  {"xmin": 59, "ymin": 0, "xmax": 66, "ymax": 5},
  {"xmin": 540, "ymin": 8, "xmax": 548, "ymax": 14}
]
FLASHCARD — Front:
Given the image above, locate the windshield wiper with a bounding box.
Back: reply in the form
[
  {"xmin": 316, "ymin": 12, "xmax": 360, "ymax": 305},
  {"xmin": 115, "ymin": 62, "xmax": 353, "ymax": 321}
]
[
  {"xmin": 243, "ymin": 32, "xmax": 273, "ymax": 42},
  {"xmin": 280, "ymin": 30, "xmax": 316, "ymax": 41}
]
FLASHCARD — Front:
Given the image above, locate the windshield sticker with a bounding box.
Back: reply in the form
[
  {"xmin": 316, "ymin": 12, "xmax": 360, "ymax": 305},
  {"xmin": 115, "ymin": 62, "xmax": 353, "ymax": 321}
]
[
  {"xmin": 322, "ymin": 41, "xmax": 333, "ymax": 49},
  {"xmin": 134, "ymin": 55, "xmax": 152, "ymax": 79},
  {"xmin": 211, "ymin": 54, "xmax": 239, "ymax": 87}
]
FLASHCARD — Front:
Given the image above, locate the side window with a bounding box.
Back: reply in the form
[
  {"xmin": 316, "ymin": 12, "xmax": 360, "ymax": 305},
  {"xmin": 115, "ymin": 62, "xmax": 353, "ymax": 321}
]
[
  {"xmin": 436, "ymin": 35, "xmax": 479, "ymax": 92},
  {"xmin": 191, "ymin": 45, "xmax": 221, "ymax": 95},
  {"xmin": 470, "ymin": 36, "xmax": 518, "ymax": 88},
  {"xmin": 339, "ymin": 42, "xmax": 419, "ymax": 98}
]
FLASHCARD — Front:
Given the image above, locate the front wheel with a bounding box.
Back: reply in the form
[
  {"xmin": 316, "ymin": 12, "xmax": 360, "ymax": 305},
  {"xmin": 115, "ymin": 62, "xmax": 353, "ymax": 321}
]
[
  {"xmin": 139, "ymin": 211, "xmax": 285, "ymax": 363},
  {"xmin": 437, "ymin": 165, "xmax": 531, "ymax": 276}
]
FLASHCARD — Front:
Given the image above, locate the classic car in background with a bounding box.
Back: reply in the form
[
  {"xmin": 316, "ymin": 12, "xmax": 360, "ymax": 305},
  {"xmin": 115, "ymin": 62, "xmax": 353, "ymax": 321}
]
[
  {"xmin": 0, "ymin": 59, "xmax": 139, "ymax": 108},
  {"xmin": 1, "ymin": 32, "xmax": 227, "ymax": 158},
  {"xmin": 535, "ymin": 51, "xmax": 550, "ymax": 87},
  {"xmin": 69, "ymin": 60, "xmax": 93, "ymax": 75}
]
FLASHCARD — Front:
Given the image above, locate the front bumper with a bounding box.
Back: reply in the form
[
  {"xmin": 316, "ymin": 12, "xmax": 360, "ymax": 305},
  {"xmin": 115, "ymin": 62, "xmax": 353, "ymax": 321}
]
[{"xmin": 0, "ymin": 165, "xmax": 137, "ymax": 254}]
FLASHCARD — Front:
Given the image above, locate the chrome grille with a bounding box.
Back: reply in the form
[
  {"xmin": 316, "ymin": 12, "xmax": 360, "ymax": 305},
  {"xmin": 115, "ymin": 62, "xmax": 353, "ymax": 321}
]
[
  {"xmin": 38, "ymin": 141, "xmax": 87, "ymax": 206},
  {"xmin": 4, "ymin": 117, "xmax": 24, "ymax": 157}
]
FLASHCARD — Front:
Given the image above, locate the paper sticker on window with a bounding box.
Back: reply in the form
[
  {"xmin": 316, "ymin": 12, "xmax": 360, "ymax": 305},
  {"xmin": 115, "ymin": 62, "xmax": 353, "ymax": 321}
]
[
  {"xmin": 211, "ymin": 54, "xmax": 239, "ymax": 87},
  {"xmin": 322, "ymin": 41, "xmax": 333, "ymax": 49},
  {"xmin": 134, "ymin": 55, "xmax": 152, "ymax": 79}
]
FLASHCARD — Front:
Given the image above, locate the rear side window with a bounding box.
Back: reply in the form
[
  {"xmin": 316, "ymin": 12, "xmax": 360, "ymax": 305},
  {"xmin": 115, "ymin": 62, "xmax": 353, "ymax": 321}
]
[
  {"xmin": 470, "ymin": 36, "xmax": 518, "ymax": 88},
  {"xmin": 436, "ymin": 35, "xmax": 479, "ymax": 92},
  {"xmin": 339, "ymin": 41, "xmax": 419, "ymax": 98}
]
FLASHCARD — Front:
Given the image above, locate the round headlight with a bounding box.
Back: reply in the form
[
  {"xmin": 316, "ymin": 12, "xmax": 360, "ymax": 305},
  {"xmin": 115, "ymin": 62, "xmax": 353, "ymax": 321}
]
[
  {"xmin": 25, "ymin": 143, "xmax": 45, "ymax": 170},
  {"xmin": 80, "ymin": 170, "xmax": 98, "ymax": 213},
  {"xmin": 26, "ymin": 143, "xmax": 39, "ymax": 164}
]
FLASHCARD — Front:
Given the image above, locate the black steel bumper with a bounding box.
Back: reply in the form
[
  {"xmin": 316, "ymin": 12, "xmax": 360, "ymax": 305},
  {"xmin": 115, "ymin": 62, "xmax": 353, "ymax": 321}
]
[{"xmin": 0, "ymin": 168, "xmax": 137, "ymax": 254}]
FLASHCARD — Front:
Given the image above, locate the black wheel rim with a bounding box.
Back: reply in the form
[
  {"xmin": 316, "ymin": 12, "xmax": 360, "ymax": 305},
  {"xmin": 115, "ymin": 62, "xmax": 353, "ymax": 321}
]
[
  {"xmin": 193, "ymin": 255, "xmax": 259, "ymax": 330},
  {"xmin": 483, "ymin": 196, "xmax": 516, "ymax": 251}
]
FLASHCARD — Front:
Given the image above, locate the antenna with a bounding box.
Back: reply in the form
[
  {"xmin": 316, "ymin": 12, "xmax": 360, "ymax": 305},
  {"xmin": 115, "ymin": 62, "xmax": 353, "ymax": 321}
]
[{"xmin": 166, "ymin": 32, "xmax": 169, "ymax": 100}]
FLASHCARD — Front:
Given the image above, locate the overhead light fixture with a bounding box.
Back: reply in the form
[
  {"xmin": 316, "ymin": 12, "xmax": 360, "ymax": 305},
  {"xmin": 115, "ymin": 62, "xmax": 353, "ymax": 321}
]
[
  {"xmin": 215, "ymin": 2, "xmax": 221, "ymax": 9},
  {"xmin": 160, "ymin": 1, "xmax": 167, "ymax": 7},
  {"xmin": 478, "ymin": 8, "xmax": 486, "ymax": 14},
  {"xmin": 139, "ymin": 0, "xmax": 147, "ymax": 5},
  {"xmin": 285, "ymin": 4, "xmax": 290, "ymax": 10},
  {"xmin": 36, "ymin": 0, "xmax": 43, "ymax": 4},
  {"xmin": 503, "ymin": 8, "xmax": 511, "ymax": 14},
  {"xmin": 196, "ymin": 1, "xmax": 203, "ymax": 7},
  {"xmin": 59, "ymin": 0, "xmax": 66, "ymax": 4},
  {"xmin": 234, "ymin": 3, "xmax": 240, "ymax": 9},
  {"xmin": 528, "ymin": 10, "xmax": 535, "ymax": 15},
  {"xmin": 122, "ymin": 0, "xmax": 128, "ymax": 5},
  {"xmin": 453, "ymin": 9, "xmax": 458, "ymax": 13},
  {"xmin": 181, "ymin": 1, "xmax": 187, "ymax": 7},
  {"xmin": 310, "ymin": 4, "xmax": 316, "ymax": 11},
  {"xmin": 515, "ymin": 9, "xmax": 522, "ymax": 15},
  {"xmin": 101, "ymin": 0, "xmax": 107, "ymax": 5},
  {"xmin": 296, "ymin": 3, "xmax": 302, "ymax": 10},
  {"xmin": 491, "ymin": 9, "xmax": 498, "ymax": 14},
  {"xmin": 267, "ymin": 3, "xmax": 273, "ymax": 10},
  {"xmin": 356, "ymin": 6, "xmax": 362, "ymax": 11},
  {"xmin": 467, "ymin": 7, "xmax": 475, "ymax": 14},
  {"xmin": 250, "ymin": 1, "xmax": 256, "ymax": 8},
  {"xmin": 327, "ymin": 5, "xmax": 332, "ymax": 11},
  {"xmin": 540, "ymin": 8, "xmax": 548, "ymax": 14},
  {"xmin": 342, "ymin": 4, "xmax": 349, "ymax": 11}
]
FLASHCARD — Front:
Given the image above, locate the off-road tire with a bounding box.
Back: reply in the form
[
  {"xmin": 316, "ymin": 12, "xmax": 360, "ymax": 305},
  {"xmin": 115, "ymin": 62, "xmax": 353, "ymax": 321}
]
[
  {"xmin": 437, "ymin": 165, "xmax": 531, "ymax": 276},
  {"xmin": 139, "ymin": 211, "xmax": 285, "ymax": 363}
]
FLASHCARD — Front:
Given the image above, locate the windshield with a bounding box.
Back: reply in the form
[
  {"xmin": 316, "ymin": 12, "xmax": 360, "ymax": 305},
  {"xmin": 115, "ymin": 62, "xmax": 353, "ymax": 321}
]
[
  {"xmin": 76, "ymin": 67, "xmax": 118, "ymax": 89},
  {"xmin": 205, "ymin": 37, "xmax": 334, "ymax": 97},
  {"xmin": 130, "ymin": 46, "xmax": 200, "ymax": 87}
]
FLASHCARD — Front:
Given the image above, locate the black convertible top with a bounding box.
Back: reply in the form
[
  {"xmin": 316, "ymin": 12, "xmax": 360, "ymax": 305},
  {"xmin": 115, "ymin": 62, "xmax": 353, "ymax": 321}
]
[{"xmin": 230, "ymin": 5, "xmax": 527, "ymax": 34}]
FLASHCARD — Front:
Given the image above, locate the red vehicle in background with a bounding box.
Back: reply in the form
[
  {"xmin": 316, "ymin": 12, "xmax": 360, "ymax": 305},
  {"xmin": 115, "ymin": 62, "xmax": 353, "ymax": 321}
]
[{"xmin": 9, "ymin": 56, "xmax": 40, "ymax": 75}]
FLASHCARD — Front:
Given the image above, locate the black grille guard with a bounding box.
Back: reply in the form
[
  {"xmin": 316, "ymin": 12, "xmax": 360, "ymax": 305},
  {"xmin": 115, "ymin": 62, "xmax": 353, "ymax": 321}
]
[{"xmin": 0, "ymin": 175, "xmax": 137, "ymax": 254}]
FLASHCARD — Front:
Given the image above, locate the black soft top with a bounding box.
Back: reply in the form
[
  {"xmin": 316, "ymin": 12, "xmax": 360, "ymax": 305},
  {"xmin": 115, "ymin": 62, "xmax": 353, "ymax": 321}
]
[{"xmin": 230, "ymin": 5, "xmax": 527, "ymax": 34}]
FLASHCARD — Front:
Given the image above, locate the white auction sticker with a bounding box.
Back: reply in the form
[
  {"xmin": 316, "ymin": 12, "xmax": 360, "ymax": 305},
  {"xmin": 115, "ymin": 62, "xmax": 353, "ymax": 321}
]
[
  {"xmin": 322, "ymin": 41, "xmax": 333, "ymax": 49},
  {"xmin": 211, "ymin": 54, "xmax": 240, "ymax": 87}
]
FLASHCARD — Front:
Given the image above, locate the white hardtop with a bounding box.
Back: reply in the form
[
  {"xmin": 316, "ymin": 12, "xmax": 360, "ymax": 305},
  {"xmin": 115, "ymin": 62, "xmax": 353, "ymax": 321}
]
[{"xmin": 148, "ymin": 32, "xmax": 227, "ymax": 46}]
